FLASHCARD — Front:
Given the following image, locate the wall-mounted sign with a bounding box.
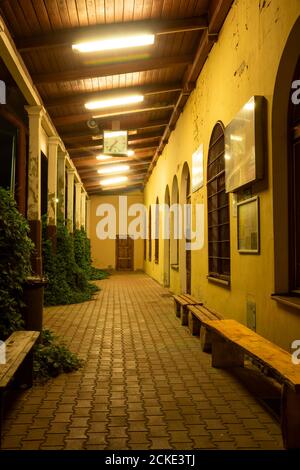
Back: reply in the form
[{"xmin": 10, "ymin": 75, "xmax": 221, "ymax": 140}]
[
  {"xmin": 237, "ymin": 196, "xmax": 260, "ymax": 254},
  {"xmin": 225, "ymin": 96, "xmax": 266, "ymax": 193},
  {"xmin": 192, "ymin": 144, "xmax": 204, "ymax": 192}
]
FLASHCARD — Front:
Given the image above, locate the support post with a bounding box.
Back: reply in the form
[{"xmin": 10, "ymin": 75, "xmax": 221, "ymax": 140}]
[
  {"xmin": 81, "ymin": 191, "xmax": 86, "ymax": 230},
  {"xmin": 75, "ymin": 182, "xmax": 82, "ymax": 229},
  {"xmin": 57, "ymin": 150, "xmax": 66, "ymax": 220},
  {"xmin": 67, "ymin": 169, "xmax": 75, "ymax": 233},
  {"xmin": 47, "ymin": 136, "xmax": 59, "ymax": 250},
  {"xmin": 86, "ymin": 198, "xmax": 91, "ymax": 238},
  {"xmin": 25, "ymin": 105, "xmax": 43, "ymax": 276}
]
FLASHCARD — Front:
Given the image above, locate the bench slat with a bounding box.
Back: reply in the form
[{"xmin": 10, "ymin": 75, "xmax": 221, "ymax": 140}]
[
  {"xmin": 0, "ymin": 331, "xmax": 40, "ymax": 388},
  {"xmin": 205, "ymin": 320, "xmax": 300, "ymax": 391}
]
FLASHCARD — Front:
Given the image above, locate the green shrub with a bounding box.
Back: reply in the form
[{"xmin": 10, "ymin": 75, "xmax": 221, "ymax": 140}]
[
  {"xmin": 0, "ymin": 188, "xmax": 34, "ymax": 339},
  {"xmin": 43, "ymin": 219, "xmax": 99, "ymax": 306},
  {"xmin": 33, "ymin": 329, "xmax": 83, "ymax": 381},
  {"xmin": 74, "ymin": 227, "xmax": 109, "ymax": 281}
]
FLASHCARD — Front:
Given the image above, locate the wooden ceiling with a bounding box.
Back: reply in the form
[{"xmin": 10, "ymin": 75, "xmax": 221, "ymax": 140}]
[{"xmin": 0, "ymin": 0, "xmax": 233, "ymax": 194}]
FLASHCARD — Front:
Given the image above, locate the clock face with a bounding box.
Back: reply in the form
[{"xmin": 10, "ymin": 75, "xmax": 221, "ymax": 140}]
[{"xmin": 103, "ymin": 130, "xmax": 128, "ymax": 155}]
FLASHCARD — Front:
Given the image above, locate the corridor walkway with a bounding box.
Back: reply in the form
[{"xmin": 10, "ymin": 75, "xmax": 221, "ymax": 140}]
[{"xmin": 2, "ymin": 273, "xmax": 283, "ymax": 450}]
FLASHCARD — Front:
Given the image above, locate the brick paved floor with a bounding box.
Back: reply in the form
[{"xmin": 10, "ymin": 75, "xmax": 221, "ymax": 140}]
[{"xmin": 2, "ymin": 273, "xmax": 283, "ymax": 450}]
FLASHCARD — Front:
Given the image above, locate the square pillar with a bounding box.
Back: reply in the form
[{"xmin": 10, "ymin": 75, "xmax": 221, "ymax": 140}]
[
  {"xmin": 86, "ymin": 199, "xmax": 91, "ymax": 238},
  {"xmin": 25, "ymin": 105, "xmax": 43, "ymax": 276},
  {"xmin": 81, "ymin": 191, "xmax": 86, "ymax": 230},
  {"xmin": 75, "ymin": 182, "xmax": 82, "ymax": 230},
  {"xmin": 67, "ymin": 169, "xmax": 75, "ymax": 232},
  {"xmin": 57, "ymin": 150, "xmax": 66, "ymax": 220},
  {"xmin": 47, "ymin": 137, "xmax": 60, "ymax": 226}
]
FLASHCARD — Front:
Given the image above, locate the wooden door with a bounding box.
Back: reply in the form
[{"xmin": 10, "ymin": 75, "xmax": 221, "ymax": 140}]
[{"xmin": 116, "ymin": 236, "xmax": 134, "ymax": 271}]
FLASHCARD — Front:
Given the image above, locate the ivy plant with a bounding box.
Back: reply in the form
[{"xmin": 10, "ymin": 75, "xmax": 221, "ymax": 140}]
[{"xmin": 0, "ymin": 188, "xmax": 33, "ymax": 339}]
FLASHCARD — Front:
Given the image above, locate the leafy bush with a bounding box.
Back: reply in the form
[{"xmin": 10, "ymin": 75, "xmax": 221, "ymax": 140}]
[
  {"xmin": 33, "ymin": 329, "xmax": 83, "ymax": 381},
  {"xmin": 43, "ymin": 219, "xmax": 99, "ymax": 306},
  {"xmin": 74, "ymin": 227, "xmax": 109, "ymax": 281},
  {"xmin": 0, "ymin": 188, "xmax": 33, "ymax": 339}
]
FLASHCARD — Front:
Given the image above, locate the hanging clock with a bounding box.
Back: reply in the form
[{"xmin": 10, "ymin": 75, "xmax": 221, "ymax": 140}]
[{"xmin": 103, "ymin": 130, "xmax": 128, "ymax": 155}]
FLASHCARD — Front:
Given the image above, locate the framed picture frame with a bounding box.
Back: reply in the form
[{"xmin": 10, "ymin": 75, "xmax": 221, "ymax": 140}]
[
  {"xmin": 192, "ymin": 144, "xmax": 204, "ymax": 192},
  {"xmin": 237, "ymin": 196, "xmax": 260, "ymax": 253}
]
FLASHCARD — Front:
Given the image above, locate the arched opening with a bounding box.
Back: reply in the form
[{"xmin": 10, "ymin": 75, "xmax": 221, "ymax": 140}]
[
  {"xmin": 155, "ymin": 197, "xmax": 159, "ymax": 264},
  {"xmin": 272, "ymin": 17, "xmax": 300, "ymax": 294},
  {"xmin": 164, "ymin": 186, "xmax": 171, "ymax": 287},
  {"xmin": 171, "ymin": 175, "xmax": 179, "ymax": 268},
  {"xmin": 180, "ymin": 162, "xmax": 191, "ymax": 294},
  {"xmin": 207, "ymin": 122, "xmax": 230, "ymax": 282}
]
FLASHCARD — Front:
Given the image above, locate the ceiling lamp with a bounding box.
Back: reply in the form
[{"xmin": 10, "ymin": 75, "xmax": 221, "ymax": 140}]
[
  {"xmin": 72, "ymin": 34, "xmax": 155, "ymax": 53},
  {"xmin": 100, "ymin": 176, "xmax": 128, "ymax": 186},
  {"xmin": 85, "ymin": 94, "xmax": 144, "ymax": 110},
  {"xmin": 97, "ymin": 164, "xmax": 130, "ymax": 175},
  {"xmin": 96, "ymin": 154, "xmax": 112, "ymax": 161},
  {"xmin": 127, "ymin": 150, "xmax": 135, "ymax": 157}
]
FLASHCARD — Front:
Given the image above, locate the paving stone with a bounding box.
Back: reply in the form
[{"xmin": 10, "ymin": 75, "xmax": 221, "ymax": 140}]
[{"xmin": 1, "ymin": 273, "xmax": 283, "ymax": 450}]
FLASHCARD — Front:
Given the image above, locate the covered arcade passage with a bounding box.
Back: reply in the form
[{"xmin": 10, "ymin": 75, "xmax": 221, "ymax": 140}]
[{"xmin": 0, "ymin": 0, "xmax": 300, "ymax": 453}]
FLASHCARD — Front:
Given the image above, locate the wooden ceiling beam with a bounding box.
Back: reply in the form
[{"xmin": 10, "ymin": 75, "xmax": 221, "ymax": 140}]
[
  {"xmin": 72, "ymin": 154, "xmax": 153, "ymax": 168},
  {"xmin": 32, "ymin": 54, "xmax": 193, "ymax": 84},
  {"xmin": 61, "ymin": 119, "xmax": 169, "ymax": 141},
  {"xmin": 65, "ymin": 131, "xmax": 162, "ymax": 150},
  {"xmin": 146, "ymin": 0, "xmax": 234, "ymax": 180},
  {"xmin": 17, "ymin": 17, "xmax": 208, "ymax": 52},
  {"xmin": 53, "ymin": 102, "xmax": 174, "ymax": 126},
  {"xmin": 45, "ymin": 82, "xmax": 182, "ymax": 108},
  {"xmin": 70, "ymin": 143, "xmax": 158, "ymax": 158}
]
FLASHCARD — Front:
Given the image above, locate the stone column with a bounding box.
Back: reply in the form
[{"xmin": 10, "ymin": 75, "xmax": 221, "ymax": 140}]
[
  {"xmin": 81, "ymin": 191, "xmax": 86, "ymax": 230},
  {"xmin": 57, "ymin": 149, "xmax": 66, "ymax": 220},
  {"xmin": 25, "ymin": 105, "xmax": 43, "ymax": 276},
  {"xmin": 47, "ymin": 136, "xmax": 59, "ymax": 249},
  {"xmin": 86, "ymin": 199, "xmax": 91, "ymax": 238},
  {"xmin": 75, "ymin": 182, "xmax": 82, "ymax": 229},
  {"xmin": 67, "ymin": 169, "xmax": 75, "ymax": 233},
  {"xmin": 24, "ymin": 105, "xmax": 45, "ymax": 333}
]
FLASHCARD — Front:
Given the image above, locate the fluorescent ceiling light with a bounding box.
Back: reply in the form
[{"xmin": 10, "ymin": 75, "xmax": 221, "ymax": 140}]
[
  {"xmin": 97, "ymin": 164, "xmax": 130, "ymax": 175},
  {"xmin": 230, "ymin": 135, "xmax": 243, "ymax": 142},
  {"xmin": 104, "ymin": 130, "xmax": 127, "ymax": 138},
  {"xmin": 72, "ymin": 34, "xmax": 155, "ymax": 53},
  {"xmin": 127, "ymin": 150, "xmax": 135, "ymax": 157},
  {"xmin": 100, "ymin": 176, "xmax": 128, "ymax": 186},
  {"xmin": 85, "ymin": 95, "xmax": 144, "ymax": 110},
  {"xmin": 96, "ymin": 154, "xmax": 112, "ymax": 161}
]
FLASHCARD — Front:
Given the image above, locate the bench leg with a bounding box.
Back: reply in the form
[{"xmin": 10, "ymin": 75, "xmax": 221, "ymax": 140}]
[
  {"xmin": 0, "ymin": 390, "xmax": 3, "ymax": 448},
  {"xmin": 188, "ymin": 312, "xmax": 200, "ymax": 336},
  {"xmin": 181, "ymin": 306, "xmax": 189, "ymax": 326},
  {"xmin": 14, "ymin": 351, "xmax": 34, "ymax": 389},
  {"xmin": 174, "ymin": 300, "xmax": 181, "ymax": 318},
  {"xmin": 200, "ymin": 326, "xmax": 212, "ymax": 352},
  {"xmin": 211, "ymin": 333, "xmax": 244, "ymax": 368},
  {"xmin": 281, "ymin": 384, "xmax": 300, "ymax": 449}
]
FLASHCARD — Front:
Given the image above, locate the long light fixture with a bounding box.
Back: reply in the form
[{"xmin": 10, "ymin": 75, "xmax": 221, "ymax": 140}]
[
  {"xmin": 85, "ymin": 94, "xmax": 144, "ymax": 110},
  {"xmin": 72, "ymin": 34, "xmax": 155, "ymax": 53},
  {"xmin": 100, "ymin": 176, "xmax": 128, "ymax": 186},
  {"xmin": 127, "ymin": 149, "xmax": 135, "ymax": 157},
  {"xmin": 97, "ymin": 164, "xmax": 130, "ymax": 175},
  {"xmin": 96, "ymin": 154, "xmax": 112, "ymax": 161}
]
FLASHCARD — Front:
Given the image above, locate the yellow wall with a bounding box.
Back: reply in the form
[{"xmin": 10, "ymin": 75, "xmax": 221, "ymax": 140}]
[
  {"xmin": 144, "ymin": 0, "xmax": 300, "ymax": 351},
  {"xmin": 90, "ymin": 192, "xmax": 144, "ymax": 271}
]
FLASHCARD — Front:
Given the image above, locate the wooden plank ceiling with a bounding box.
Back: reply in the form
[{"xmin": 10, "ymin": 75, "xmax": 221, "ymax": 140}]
[{"xmin": 0, "ymin": 0, "xmax": 233, "ymax": 194}]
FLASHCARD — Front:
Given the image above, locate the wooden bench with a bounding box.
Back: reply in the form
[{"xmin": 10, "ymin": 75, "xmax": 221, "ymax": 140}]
[
  {"xmin": 173, "ymin": 294, "xmax": 202, "ymax": 326},
  {"xmin": 188, "ymin": 304, "xmax": 223, "ymax": 352},
  {"xmin": 0, "ymin": 331, "xmax": 40, "ymax": 444},
  {"xmin": 204, "ymin": 319, "xmax": 300, "ymax": 449}
]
